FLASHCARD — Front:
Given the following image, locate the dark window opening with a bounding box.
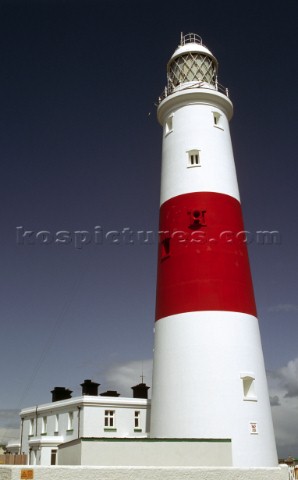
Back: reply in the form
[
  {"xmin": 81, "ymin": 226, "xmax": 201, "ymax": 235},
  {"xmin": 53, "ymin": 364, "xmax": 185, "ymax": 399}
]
[
  {"xmin": 187, "ymin": 150, "xmax": 200, "ymax": 167},
  {"xmin": 188, "ymin": 210, "xmax": 207, "ymax": 230},
  {"xmin": 51, "ymin": 450, "xmax": 57, "ymax": 466},
  {"xmin": 161, "ymin": 237, "xmax": 170, "ymax": 258},
  {"xmin": 190, "ymin": 154, "xmax": 199, "ymax": 165}
]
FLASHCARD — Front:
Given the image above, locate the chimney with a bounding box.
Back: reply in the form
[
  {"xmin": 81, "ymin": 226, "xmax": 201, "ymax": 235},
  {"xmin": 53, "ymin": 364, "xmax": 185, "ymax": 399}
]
[
  {"xmin": 100, "ymin": 390, "xmax": 120, "ymax": 397},
  {"xmin": 51, "ymin": 387, "xmax": 72, "ymax": 402},
  {"xmin": 80, "ymin": 379, "xmax": 100, "ymax": 396},
  {"xmin": 131, "ymin": 383, "xmax": 150, "ymax": 399}
]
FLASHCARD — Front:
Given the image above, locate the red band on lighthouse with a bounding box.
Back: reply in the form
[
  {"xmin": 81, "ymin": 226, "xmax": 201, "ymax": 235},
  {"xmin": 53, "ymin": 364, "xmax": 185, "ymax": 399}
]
[{"xmin": 155, "ymin": 191, "xmax": 257, "ymax": 320}]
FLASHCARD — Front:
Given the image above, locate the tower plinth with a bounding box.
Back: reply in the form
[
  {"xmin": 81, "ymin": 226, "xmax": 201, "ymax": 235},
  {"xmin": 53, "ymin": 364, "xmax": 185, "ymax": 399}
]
[{"xmin": 150, "ymin": 33, "xmax": 278, "ymax": 468}]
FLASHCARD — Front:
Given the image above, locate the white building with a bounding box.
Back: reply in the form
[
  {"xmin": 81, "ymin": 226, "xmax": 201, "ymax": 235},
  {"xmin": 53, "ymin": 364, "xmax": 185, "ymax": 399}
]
[
  {"xmin": 15, "ymin": 380, "xmax": 150, "ymax": 466},
  {"xmin": 10, "ymin": 378, "xmax": 232, "ymax": 467}
]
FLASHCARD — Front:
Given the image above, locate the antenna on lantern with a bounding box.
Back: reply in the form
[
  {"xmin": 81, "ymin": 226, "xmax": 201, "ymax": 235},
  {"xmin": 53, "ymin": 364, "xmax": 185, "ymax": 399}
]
[{"xmin": 140, "ymin": 362, "xmax": 145, "ymax": 383}]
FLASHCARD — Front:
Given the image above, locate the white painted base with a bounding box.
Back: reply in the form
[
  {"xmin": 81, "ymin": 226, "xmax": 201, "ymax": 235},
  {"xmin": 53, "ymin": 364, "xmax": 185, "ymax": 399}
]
[
  {"xmin": 0, "ymin": 465, "xmax": 289, "ymax": 480},
  {"xmin": 58, "ymin": 438, "xmax": 232, "ymax": 466},
  {"xmin": 151, "ymin": 312, "xmax": 278, "ymax": 467}
]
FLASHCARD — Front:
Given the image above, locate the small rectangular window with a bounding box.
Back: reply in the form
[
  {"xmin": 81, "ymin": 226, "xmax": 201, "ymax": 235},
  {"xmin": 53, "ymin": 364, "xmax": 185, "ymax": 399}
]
[
  {"xmin": 31, "ymin": 449, "xmax": 37, "ymax": 465},
  {"xmin": 190, "ymin": 154, "xmax": 199, "ymax": 165},
  {"xmin": 51, "ymin": 449, "xmax": 57, "ymax": 465},
  {"xmin": 104, "ymin": 410, "xmax": 115, "ymax": 428},
  {"xmin": 134, "ymin": 411, "xmax": 140, "ymax": 429},
  {"xmin": 54, "ymin": 414, "xmax": 59, "ymax": 433},
  {"xmin": 165, "ymin": 115, "xmax": 173, "ymax": 135},
  {"xmin": 29, "ymin": 418, "xmax": 34, "ymax": 436},
  {"xmin": 213, "ymin": 111, "xmax": 223, "ymax": 129},
  {"xmin": 41, "ymin": 416, "xmax": 47, "ymax": 434},
  {"xmin": 213, "ymin": 112, "xmax": 219, "ymax": 125},
  {"xmin": 67, "ymin": 412, "xmax": 74, "ymax": 430},
  {"xmin": 187, "ymin": 150, "xmax": 200, "ymax": 167},
  {"xmin": 161, "ymin": 237, "xmax": 170, "ymax": 258},
  {"xmin": 241, "ymin": 374, "xmax": 257, "ymax": 401}
]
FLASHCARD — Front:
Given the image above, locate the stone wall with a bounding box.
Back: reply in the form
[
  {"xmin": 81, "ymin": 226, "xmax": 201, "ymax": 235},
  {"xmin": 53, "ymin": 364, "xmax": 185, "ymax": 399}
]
[{"xmin": 0, "ymin": 465, "xmax": 290, "ymax": 480}]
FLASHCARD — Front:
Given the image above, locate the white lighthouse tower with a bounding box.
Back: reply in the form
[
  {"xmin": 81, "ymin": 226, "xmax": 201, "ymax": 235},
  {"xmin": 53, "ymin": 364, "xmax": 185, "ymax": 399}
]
[{"xmin": 150, "ymin": 33, "xmax": 278, "ymax": 467}]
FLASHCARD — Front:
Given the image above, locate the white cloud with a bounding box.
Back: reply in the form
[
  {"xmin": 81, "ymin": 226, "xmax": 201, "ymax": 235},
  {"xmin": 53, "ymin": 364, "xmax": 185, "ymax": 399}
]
[
  {"xmin": 0, "ymin": 410, "xmax": 19, "ymax": 426},
  {"xmin": 104, "ymin": 359, "xmax": 153, "ymax": 397},
  {"xmin": 268, "ymin": 358, "xmax": 298, "ymax": 398},
  {"xmin": 268, "ymin": 358, "xmax": 298, "ymax": 457},
  {"xmin": 0, "ymin": 410, "xmax": 20, "ymax": 446},
  {"xmin": 0, "ymin": 427, "xmax": 19, "ymax": 446}
]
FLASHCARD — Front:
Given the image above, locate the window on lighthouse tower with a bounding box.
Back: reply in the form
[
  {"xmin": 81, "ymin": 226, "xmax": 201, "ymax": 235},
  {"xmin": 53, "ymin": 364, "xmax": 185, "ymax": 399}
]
[
  {"xmin": 241, "ymin": 373, "xmax": 257, "ymax": 401},
  {"xmin": 187, "ymin": 149, "xmax": 200, "ymax": 167},
  {"xmin": 213, "ymin": 111, "xmax": 220, "ymax": 125},
  {"xmin": 161, "ymin": 236, "xmax": 171, "ymax": 259},
  {"xmin": 213, "ymin": 111, "xmax": 224, "ymax": 130},
  {"xmin": 165, "ymin": 115, "xmax": 174, "ymax": 135}
]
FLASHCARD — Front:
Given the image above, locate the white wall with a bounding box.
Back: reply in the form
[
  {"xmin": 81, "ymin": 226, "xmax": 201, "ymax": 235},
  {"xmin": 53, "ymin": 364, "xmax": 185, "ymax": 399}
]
[
  {"xmin": 0, "ymin": 465, "xmax": 290, "ymax": 480},
  {"xmin": 82, "ymin": 404, "xmax": 148, "ymax": 437},
  {"xmin": 58, "ymin": 438, "xmax": 232, "ymax": 466},
  {"xmin": 157, "ymin": 89, "xmax": 237, "ymax": 206}
]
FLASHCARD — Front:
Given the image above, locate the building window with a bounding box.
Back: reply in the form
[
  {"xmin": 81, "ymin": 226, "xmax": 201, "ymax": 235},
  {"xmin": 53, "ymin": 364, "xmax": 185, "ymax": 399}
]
[
  {"xmin": 30, "ymin": 449, "xmax": 37, "ymax": 465},
  {"xmin": 187, "ymin": 150, "xmax": 200, "ymax": 167},
  {"xmin": 29, "ymin": 418, "xmax": 34, "ymax": 435},
  {"xmin": 51, "ymin": 449, "xmax": 57, "ymax": 465},
  {"xmin": 104, "ymin": 410, "xmax": 116, "ymax": 430},
  {"xmin": 29, "ymin": 418, "xmax": 34, "ymax": 436},
  {"xmin": 165, "ymin": 115, "xmax": 173, "ymax": 135},
  {"xmin": 134, "ymin": 411, "xmax": 141, "ymax": 431},
  {"xmin": 41, "ymin": 416, "xmax": 47, "ymax": 435},
  {"xmin": 67, "ymin": 412, "xmax": 74, "ymax": 431},
  {"xmin": 54, "ymin": 414, "xmax": 59, "ymax": 433},
  {"xmin": 241, "ymin": 374, "xmax": 257, "ymax": 401}
]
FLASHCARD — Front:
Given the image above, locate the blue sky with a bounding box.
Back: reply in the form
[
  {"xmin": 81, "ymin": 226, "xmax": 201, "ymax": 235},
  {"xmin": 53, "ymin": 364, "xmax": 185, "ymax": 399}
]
[{"xmin": 0, "ymin": 0, "xmax": 297, "ymax": 458}]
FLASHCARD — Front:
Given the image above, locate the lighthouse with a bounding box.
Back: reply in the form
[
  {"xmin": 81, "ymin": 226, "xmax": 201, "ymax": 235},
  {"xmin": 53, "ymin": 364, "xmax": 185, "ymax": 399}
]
[{"xmin": 150, "ymin": 33, "xmax": 278, "ymax": 467}]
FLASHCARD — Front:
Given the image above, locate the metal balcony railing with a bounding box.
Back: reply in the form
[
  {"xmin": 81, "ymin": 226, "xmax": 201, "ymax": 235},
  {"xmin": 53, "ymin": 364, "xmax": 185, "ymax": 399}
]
[
  {"xmin": 157, "ymin": 80, "xmax": 229, "ymax": 104},
  {"xmin": 180, "ymin": 32, "xmax": 203, "ymax": 46}
]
